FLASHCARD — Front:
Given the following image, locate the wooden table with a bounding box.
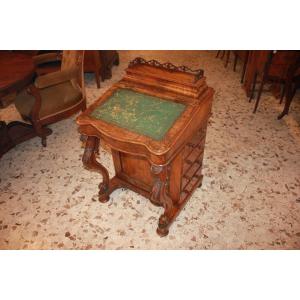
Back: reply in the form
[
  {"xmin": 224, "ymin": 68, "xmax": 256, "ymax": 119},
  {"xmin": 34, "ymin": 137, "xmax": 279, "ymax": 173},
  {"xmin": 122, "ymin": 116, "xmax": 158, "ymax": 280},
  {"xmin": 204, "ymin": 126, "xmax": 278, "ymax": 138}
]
[
  {"xmin": 77, "ymin": 57, "xmax": 214, "ymax": 236},
  {"xmin": 0, "ymin": 52, "xmax": 51, "ymax": 158}
]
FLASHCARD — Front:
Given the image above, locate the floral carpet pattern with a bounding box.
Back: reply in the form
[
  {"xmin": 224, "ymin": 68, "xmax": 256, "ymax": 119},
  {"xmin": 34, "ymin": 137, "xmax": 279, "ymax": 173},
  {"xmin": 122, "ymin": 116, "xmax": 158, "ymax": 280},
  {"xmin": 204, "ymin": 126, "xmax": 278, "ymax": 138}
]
[{"xmin": 0, "ymin": 51, "xmax": 300, "ymax": 249}]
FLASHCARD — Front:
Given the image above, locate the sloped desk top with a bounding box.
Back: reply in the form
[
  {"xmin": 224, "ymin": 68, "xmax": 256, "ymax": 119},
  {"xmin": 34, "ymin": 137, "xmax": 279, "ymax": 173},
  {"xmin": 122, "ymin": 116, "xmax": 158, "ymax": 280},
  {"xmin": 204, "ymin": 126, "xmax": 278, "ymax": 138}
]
[
  {"xmin": 77, "ymin": 58, "xmax": 213, "ymax": 164},
  {"xmin": 90, "ymin": 88, "xmax": 186, "ymax": 141}
]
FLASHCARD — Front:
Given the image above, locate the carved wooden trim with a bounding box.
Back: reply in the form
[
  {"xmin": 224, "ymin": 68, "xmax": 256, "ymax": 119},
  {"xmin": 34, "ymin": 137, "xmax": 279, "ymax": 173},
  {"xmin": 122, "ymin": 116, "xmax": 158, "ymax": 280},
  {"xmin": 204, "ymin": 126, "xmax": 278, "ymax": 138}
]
[
  {"xmin": 129, "ymin": 57, "xmax": 204, "ymax": 79},
  {"xmin": 150, "ymin": 164, "xmax": 174, "ymax": 236},
  {"xmin": 150, "ymin": 165, "xmax": 164, "ymax": 206},
  {"xmin": 82, "ymin": 136, "xmax": 110, "ymax": 202}
]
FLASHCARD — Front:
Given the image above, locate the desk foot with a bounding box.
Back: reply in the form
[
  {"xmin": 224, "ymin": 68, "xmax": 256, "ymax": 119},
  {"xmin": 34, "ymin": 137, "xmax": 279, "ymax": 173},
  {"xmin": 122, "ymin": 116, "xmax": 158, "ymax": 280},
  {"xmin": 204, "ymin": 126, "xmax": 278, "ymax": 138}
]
[
  {"xmin": 98, "ymin": 183, "xmax": 110, "ymax": 203},
  {"xmin": 151, "ymin": 162, "xmax": 197, "ymax": 237},
  {"xmin": 157, "ymin": 215, "xmax": 170, "ymax": 237}
]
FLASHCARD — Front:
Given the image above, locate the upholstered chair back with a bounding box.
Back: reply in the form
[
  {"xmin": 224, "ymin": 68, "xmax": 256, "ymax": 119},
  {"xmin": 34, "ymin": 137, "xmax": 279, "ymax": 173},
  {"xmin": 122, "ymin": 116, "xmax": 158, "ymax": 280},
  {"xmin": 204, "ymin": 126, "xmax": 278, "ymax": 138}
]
[{"xmin": 61, "ymin": 50, "xmax": 85, "ymax": 91}]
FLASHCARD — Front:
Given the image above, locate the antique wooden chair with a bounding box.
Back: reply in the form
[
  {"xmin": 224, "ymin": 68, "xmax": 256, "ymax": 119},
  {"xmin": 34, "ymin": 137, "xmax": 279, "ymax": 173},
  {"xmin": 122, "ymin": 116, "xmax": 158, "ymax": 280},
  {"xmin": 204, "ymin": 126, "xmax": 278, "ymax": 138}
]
[
  {"xmin": 34, "ymin": 51, "xmax": 62, "ymax": 76},
  {"xmin": 216, "ymin": 50, "xmax": 229, "ymax": 69},
  {"xmin": 32, "ymin": 50, "xmax": 102, "ymax": 88},
  {"xmin": 232, "ymin": 50, "xmax": 250, "ymax": 83},
  {"xmin": 218, "ymin": 50, "xmax": 249, "ymax": 83},
  {"xmin": 216, "ymin": 50, "xmax": 226, "ymax": 59},
  {"xmin": 277, "ymin": 55, "xmax": 300, "ymax": 119},
  {"xmin": 32, "ymin": 50, "xmax": 119, "ymax": 89},
  {"xmin": 15, "ymin": 50, "xmax": 86, "ymax": 146},
  {"xmin": 249, "ymin": 51, "xmax": 300, "ymax": 113}
]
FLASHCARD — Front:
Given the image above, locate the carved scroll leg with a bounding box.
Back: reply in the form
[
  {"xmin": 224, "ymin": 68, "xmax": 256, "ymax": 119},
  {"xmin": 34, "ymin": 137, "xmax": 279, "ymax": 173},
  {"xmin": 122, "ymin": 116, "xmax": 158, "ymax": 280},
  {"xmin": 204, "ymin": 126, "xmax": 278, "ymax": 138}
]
[
  {"xmin": 151, "ymin": 165, "xmax": 176, "ymax": 237},
  {"xmin": 82, "ymin": 136, "xmax": 110, "ymax": 203}
]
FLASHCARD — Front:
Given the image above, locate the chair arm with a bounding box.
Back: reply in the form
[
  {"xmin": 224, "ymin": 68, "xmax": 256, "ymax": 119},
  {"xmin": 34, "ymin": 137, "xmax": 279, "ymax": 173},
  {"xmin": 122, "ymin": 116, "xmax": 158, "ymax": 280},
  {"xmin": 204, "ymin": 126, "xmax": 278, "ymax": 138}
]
[
  {"xmin": 33, "ymin": 52, "xmax": 62, "ymax": 66},
  {"xmin": 34, "ymin": 67, "xmax": 79, "ymax": 89}
]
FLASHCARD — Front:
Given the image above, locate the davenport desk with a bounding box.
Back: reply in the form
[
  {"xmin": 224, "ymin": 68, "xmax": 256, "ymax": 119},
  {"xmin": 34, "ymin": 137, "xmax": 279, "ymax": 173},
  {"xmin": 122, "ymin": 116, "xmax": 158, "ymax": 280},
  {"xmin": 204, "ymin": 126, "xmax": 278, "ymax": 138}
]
[{"xmin": 77, "ymin": 58, "xmax": 214, "ymax": 236}]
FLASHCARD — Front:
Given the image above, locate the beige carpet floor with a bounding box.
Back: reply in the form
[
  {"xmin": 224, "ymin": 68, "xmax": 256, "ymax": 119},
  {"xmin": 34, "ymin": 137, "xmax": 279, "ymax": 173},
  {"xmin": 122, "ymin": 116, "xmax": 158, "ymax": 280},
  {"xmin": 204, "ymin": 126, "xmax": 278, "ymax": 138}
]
[{"xmin": 0, "ymin": 50, "xmax": 300, "ymax": 249}]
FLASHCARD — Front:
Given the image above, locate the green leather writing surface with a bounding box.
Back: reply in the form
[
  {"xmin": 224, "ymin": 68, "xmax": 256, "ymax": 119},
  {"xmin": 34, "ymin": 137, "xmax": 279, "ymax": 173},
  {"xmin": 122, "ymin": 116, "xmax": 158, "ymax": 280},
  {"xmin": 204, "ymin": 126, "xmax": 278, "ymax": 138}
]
[{"xmin": 90, "ymin": 89, "xmax": 186, "ymax": 140}]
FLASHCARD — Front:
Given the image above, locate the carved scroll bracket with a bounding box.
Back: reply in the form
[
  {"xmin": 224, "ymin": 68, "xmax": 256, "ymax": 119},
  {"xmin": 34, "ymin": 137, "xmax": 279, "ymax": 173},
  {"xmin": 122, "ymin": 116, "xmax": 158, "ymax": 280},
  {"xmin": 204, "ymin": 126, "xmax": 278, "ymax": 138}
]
[
  {"xmin": 150, "ymin": 164, "xmax": 174, "ymax": 236},
  {"xmin": 82, "ymin": 136, "xmax": 110, "ymax": 203}
]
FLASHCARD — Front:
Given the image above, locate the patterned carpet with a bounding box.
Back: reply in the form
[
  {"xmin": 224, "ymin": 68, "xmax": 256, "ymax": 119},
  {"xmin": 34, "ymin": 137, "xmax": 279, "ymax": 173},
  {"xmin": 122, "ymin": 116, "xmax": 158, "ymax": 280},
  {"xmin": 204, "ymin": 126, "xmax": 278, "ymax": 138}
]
[{"xmin": 0, "ymin": 50, "xmax": 300, "ymax": 249}]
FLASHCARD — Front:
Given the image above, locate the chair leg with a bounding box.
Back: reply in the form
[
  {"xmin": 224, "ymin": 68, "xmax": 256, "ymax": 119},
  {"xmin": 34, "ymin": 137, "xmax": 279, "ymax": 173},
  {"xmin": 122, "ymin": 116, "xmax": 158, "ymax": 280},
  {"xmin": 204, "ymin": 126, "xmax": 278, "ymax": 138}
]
[
  {"xmin": 233, "ymin": 54, "xmax": 238, "ymax": 72},
  {"xmin": 241, "ymin": 60, "xmax": 247, "ymax": 83},
  {"xmin": 280, "ymin": 84, "xmax": 286, "ymax": 104},
  {"xmin": 221, "ymin": 50, "xmax": 225, "ymax": 59},
  {"xmin": 32, "ymin": 122, "xmax": 47, "ymax": 147},
  {"xmin": 39, "ymin": 127, "xmax": 47, "ymax": 147},
  {"xmin": 241, "ymin": 51, "xmax": 249, "ymax": 84},
  {"xmin": 41, "ymin": 136, "xmax": 47, "ymax": 147},
  {"xmin": 249, "ymin": 72, "xmax": 257, "ymax": 102},
  {"xmin": 114, "ymin": 54, "xmax": 120, "ymax": 66},
  {"xmin": 253, "ymin": 77, "xmax": 265, "ymax": 113},
  {"xmin": 216, "ymin": 51, "xmax": 220, "ymax": 58},
  {"xmin": 94, "ymin": 70, "xmax": 100, "ymax": 88},
  {"xmin": 278, "ymin": 83, "xmax": 296, "ymax": 119},
  {"xmin": 253, "ymin": 51, "xmax": 274, "ymax": 113},
  {"xmin": 225, "ymin": 51, "xmax": 230, "ymax": 68}
]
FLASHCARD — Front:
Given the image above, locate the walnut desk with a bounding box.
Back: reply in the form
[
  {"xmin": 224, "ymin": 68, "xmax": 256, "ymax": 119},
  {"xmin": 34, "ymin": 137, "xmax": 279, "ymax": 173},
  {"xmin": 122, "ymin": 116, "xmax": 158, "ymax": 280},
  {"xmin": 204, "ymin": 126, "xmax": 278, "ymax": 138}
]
[{"xmin": 77, "ymin": 58, "xmax": 214, "ymax": 236}]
